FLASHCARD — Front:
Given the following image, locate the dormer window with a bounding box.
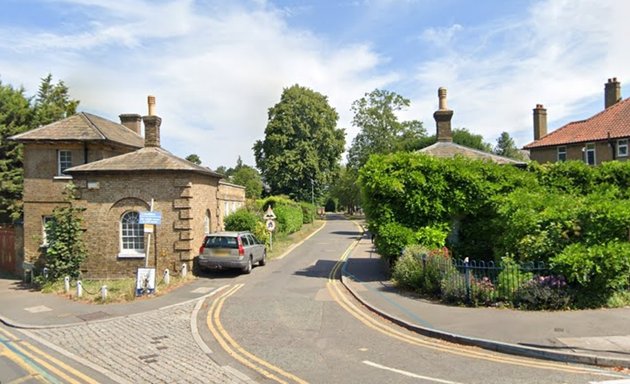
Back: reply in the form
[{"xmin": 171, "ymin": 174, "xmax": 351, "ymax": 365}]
[{"xmin": 57, "ymin": 150, "xmax": 72, "ymax": 176}]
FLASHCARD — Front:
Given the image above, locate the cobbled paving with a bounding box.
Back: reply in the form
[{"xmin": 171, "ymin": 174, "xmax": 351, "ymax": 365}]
[{"xmin": 34, "ymin": 301, "xmax": 251, "ymax": 384}]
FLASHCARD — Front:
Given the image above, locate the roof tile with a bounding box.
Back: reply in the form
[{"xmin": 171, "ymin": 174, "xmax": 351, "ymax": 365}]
[{"xmin": 524, "ymin": 98, "xmax": 630, "ymax": 149}]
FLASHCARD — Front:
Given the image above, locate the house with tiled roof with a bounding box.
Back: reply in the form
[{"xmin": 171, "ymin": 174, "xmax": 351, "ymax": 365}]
[
  {"xmin": 524, "ymin": 78, "xmax": 629, "ymax": 165},
  {"xmin": 419, "ymin": 87, "xmax": 525, "ymax": 165},
  {"xmin": 11, "ymin": 97, "xmax": 245, "ymax": 278}
]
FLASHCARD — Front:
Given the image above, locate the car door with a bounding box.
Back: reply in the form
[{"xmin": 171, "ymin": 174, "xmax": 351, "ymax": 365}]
[{"xmin": 247, "ymin": 234, "xmax": 262, "ymax": 262}]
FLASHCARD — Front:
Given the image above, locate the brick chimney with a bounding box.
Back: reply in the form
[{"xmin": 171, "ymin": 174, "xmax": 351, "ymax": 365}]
[
  {"xmin": 142, "ymin": 95, "xmax": 161, "ymax": 147},
  {"xmin": 533, "ymin": 104, "xmax": 547, "ymax": 140},
  {"xmin": 433, "ymin": 87, "xmax": 453, "ymax": 142},
  {"xmin": 119, "ymin": 114, "xmax": 142, "ymax": 135},
  {"xmin": 605, "ymin": 77, "xmax": 621, "ymax": 109}
]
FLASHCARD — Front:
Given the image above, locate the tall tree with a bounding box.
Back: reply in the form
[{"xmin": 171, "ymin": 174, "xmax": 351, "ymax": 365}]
[
  {"xmin": 346, "ymin": 89, "xmax": 426, "ymax": 171},
  {"xmin": 494, "ymin": 131, "xmax": 526, "ymax": 160},
  {"xmin": 232, "ymin": 165, "xmax": 263, "ymax": 199},
  {"xmin": 329, "ymin": 166, "xmax": 361, "ymax": 213},
  {"xmin": 0, "ymin": 81, "xmax": 32, "ymax": 222},
  {"xmin": 185, "ymin": 154, "xmax": 201, "ymax": 165},
  {"xmin": 254, "ymin": 85, "xmax": 345, "ymax": 201},
  {"xmin": 32, "ymin": 74, "xmax": 79, "ymax": 127}
]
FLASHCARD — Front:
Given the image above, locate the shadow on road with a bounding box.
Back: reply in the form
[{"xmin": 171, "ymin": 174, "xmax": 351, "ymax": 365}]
[{"xmin": 294, "ymin": 259, "xmax": 338, "ymax": 279}]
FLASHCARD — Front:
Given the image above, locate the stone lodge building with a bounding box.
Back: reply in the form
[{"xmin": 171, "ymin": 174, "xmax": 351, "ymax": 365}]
[
  {"xmin": 524, "ymin": 77, "xmax": 630, "ymax": 165},
  {"xmin": 11, "ymin": 96, "xmax": 245, "ymax": 277}
]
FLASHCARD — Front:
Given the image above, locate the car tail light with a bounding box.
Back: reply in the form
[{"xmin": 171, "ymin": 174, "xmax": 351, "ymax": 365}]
[
  {"xmin": 199, "ymin": 244, "xmax": 204, "ymax": 254},
  {"xmin": 238, "ymin": 237, "xmax": 245, "ymax": 256}
]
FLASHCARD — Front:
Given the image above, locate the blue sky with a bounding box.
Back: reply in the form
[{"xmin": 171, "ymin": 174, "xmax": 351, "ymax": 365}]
[{"xmin": 1, "ymin": 0, "xmax": 628, "ymax": 168}]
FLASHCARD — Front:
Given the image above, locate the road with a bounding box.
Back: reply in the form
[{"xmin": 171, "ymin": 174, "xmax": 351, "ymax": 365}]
[
  {"xmin": 197, "ymin": 215, "xmax": 629, "ymax": 384},
  {"xmin": 1, "ymin": 214, "xmax": 629, "ymax": 383}
]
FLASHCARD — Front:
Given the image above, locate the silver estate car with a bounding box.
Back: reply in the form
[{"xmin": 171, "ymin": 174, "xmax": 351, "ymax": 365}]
[{"xmin": 197, "ymin": 231, "xmax": 266, "ymax": 274}]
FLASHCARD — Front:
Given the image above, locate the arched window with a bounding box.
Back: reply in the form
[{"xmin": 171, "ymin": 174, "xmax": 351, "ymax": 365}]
[
  {"xmin": 119, "ymin": 211, "xmax": 144, "ymax": 257},
  {"xmin": 204, "ymin": 210, "xmax": 212, "ymax": 234}
]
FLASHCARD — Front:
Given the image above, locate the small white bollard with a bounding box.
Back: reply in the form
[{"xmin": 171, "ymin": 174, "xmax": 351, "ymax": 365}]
[
  {"xmin": 64, "ymin": 276, "xmax": 70, "ymax": 293},
  {"xmin": 101, "ymin": 285, "xmax": 107, "ymax": 301},
  {"xmin": 181, "ymin": 263, "xmax": 188, "ymax": 277},
  {"xmin": 163, "ymin": 269, "xmax": 170, "ymax": 285},
  {"xmin": 76, "ymin": 280, "xmax": 83, "ymax": 298}
]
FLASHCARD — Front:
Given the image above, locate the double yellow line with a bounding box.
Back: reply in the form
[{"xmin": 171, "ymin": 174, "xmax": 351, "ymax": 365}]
[
  {"xmin": 326, "ymin": 240, "xmax": 622, "ymax": 378},
  {"xmin": 0, "ymin": 327, "xmax": 99, "ymax": 384},
  {"xmin": 206, "ymin": 284, "xmax": 309, "ymax": 384}
]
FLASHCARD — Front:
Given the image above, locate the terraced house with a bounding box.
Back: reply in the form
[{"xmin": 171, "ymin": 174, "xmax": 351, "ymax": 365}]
[
  {"xmin": 11, "ymin": 96, "xmax": 245, "ymax": 278},
  {"xmin": 524, "ymin": 77, "xmax": 630, "ymax": 165}
]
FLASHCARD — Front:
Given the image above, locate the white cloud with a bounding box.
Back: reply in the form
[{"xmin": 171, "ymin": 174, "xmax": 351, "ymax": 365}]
[
  {"xmin": 409, "ymin": 0, "xmax": 630, "ymax": 148},
  {"xmin": 0, "ymin": 0, "xmax": 394, "ymax": 167}
]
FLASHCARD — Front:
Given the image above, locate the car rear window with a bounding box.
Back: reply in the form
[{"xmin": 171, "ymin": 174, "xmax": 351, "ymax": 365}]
[{"xmin": 204, "ymin": 236, "xmax": 238, "ymax": 249}]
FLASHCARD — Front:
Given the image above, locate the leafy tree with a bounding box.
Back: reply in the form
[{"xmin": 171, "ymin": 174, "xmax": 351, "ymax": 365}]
[
  {"xmin": 43, "ymin": 183, "xmax": 87, "ymax": 280},
  {"xmin": 347, "ymin": 89, "xmax": 425, "ymax": 171},
  {"xmin": 185, "ymin": 154, "xmax": 201, "ymax": 165},
  {"xmin": 232, "ymin": 165, "xmax": 263, "ymax": 199},
  {"xmin": 32, "ymin": 74, "xmax": 79, "ymax": 127},
  {"xmin": 329, "ymin": 166, "xmax": 361, "ymax": 213},
  {"xmin": 0, "ymin": 81, "xmax": 32, "ymax": 222},
  {"xmin": 494, "ymin": 131, "xmax": 526, "ymax": 160},
  {"xmin": 254, "ymin": 84, "xmax": 345, "ymax": 201}
]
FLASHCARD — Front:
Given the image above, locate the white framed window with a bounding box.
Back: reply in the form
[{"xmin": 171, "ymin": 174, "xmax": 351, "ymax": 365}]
[
  {"xmin": 41, "ymin": 216, "xmax": 54, "ymax": 246},
  {"xmin": 119, "ymin": 211, "xmax": 145, "ymax": 258},
  {"xmin": 618, "ymin": 139, "xmax": 628, "ymax": 157},
  {"xmin": 557, "ymin": 146, "xmax": 567, "ymax": 162},
  {"xmin": 57, "ymin": 150, "xmax": 72, "ymax": 176},
  {"xmin": 585, "ymin": 143, "xmax": 596, "ymax": 166}
]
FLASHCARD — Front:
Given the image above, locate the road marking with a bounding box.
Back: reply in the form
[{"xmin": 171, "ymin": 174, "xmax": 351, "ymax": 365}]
[
  {"xmin": 327, "ymin": 238, "xmax": 627, "ymax": 379},
  {"xmin": 590, "ymin": 380, "xmax": 630, "ymax": 383},
  {"xmin": 363, "ymin": 360, "xmax": 465, "ymax": 384},
  {"xmin": 0, "ymin": 337, "xmax": 54, "ymax": 383},
  {"xmin": 24, "ymin": 305, "xmax": 52, "ymax": 313},
  {"xmin": 207, "ymin": 284, "xmax": 308, "ymax": 384},
  {"xmin": 0, "ymin": 327, "xmax": 94, "ymax": 384}
]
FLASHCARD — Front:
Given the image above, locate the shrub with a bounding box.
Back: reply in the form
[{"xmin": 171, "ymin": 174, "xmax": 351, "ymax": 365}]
[
  {"xmin": 224, "ymin": 209, "xmax": 260, "ymax": 232},
  {"xmin": 551, "ymin": 241, "xmax": 630, "ymax": 304},
  {"xmin": 299, "ymin": 202, "xmax": 316, "ymax": 224},
  {"xmin": 440, "ymin": 269, "xmax": 467, "ymax": 305},
  {"xmin": 393, "ymin": 245, "xmax": 452, "ymax": 295},
  {"xmin": 375, "ymin": 222, "xmax": 416, "ymax": 264},
  {"xmin": 496, "ymin": 257, "xmax": 533, "ymax": 300},
  {"xmin": 514, "ymin": 275, "xmax": 571, "ymax": 310},
  {"xmin": 274, "ymin": 204, "xmax": 303, "ymax": 234},
  {"xmin": 415, "ymin": 223, "xmax": 449, "ymax": 249}
]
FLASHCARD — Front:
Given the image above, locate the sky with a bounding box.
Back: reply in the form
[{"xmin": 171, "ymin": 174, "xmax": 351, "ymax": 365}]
[{"xmin": 1, "ymin": 0, "xmax": 629, "ymax": 169}]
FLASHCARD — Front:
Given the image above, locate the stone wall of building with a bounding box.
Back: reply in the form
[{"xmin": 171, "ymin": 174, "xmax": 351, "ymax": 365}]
[{"xmin": 217, "ymin": 182, "xmax": 246, "ymax": 230}]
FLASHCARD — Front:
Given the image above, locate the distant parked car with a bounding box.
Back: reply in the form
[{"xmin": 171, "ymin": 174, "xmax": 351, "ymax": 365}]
[{"xmin": 197, "ymin": 231, "xmax": 266, "ymax": 274}]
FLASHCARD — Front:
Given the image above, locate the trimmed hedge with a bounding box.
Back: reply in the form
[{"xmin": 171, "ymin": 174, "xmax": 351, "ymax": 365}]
[{"xmin": 224, "ymin": 209, "xmax": 261, "ymax": 232}]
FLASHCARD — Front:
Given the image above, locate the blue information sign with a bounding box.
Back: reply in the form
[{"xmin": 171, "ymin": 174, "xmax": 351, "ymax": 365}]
[{"xmin": 139, "ymin": 211, "xmax": 162, "ymax": 225}]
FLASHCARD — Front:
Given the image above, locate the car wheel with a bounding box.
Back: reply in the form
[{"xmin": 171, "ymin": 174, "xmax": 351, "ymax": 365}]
[
  {"xmin": 259, "ymin": 251, "xmax": 266, "ymax": 266},
  {"xmin": 242, "ymin": 257, "xmax": 252, "ymax": 274}
]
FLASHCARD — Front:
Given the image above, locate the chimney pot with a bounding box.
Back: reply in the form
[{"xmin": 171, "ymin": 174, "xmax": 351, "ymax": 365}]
[{"xmin": 148, "ymin": 95, "xmax": 156, "ymax": 116}]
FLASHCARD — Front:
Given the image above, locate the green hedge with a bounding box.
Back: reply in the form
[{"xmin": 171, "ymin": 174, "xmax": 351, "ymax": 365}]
[
  {"xmin": 224, "ymin": 209, "xmax": 261, "ymax": 232},
  {"xmin": 258, "ymin": 196, "xmax": 303, "ymax": 235},
  {"xmin": 299, "ymin": 202, "xmax": 316, "ymax": 224}
]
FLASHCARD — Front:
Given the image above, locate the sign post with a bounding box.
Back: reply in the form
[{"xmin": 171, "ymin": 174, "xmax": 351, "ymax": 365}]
[
  {"xmin": 263, "ymin": 207, "xmax": 276, "ymax": 251},
  {"xmin": 139, "ymin": 202, "xmax": 161, "ymax": 269}
]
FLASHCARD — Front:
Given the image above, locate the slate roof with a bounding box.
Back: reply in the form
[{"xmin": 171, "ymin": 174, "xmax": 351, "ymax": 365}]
[
  {"xmin": 524, "ymin": 97, "xmax": 630, "ymax": 149},
  {"xmin": 65, "ymin": 146, "xmax": 223, "ymax": 178},
  {"xmin": 419, "ymin": 141, "xmax": 525, "ymax": 165},
  {"xmin": 10, "ymin": 112, "xmax": 144, "ymax": 148}
]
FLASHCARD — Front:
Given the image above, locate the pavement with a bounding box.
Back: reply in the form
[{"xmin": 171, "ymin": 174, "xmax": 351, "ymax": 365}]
[{"xmin": 2, "ymin": 232, "xmax": 630, "ymax": 375}]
